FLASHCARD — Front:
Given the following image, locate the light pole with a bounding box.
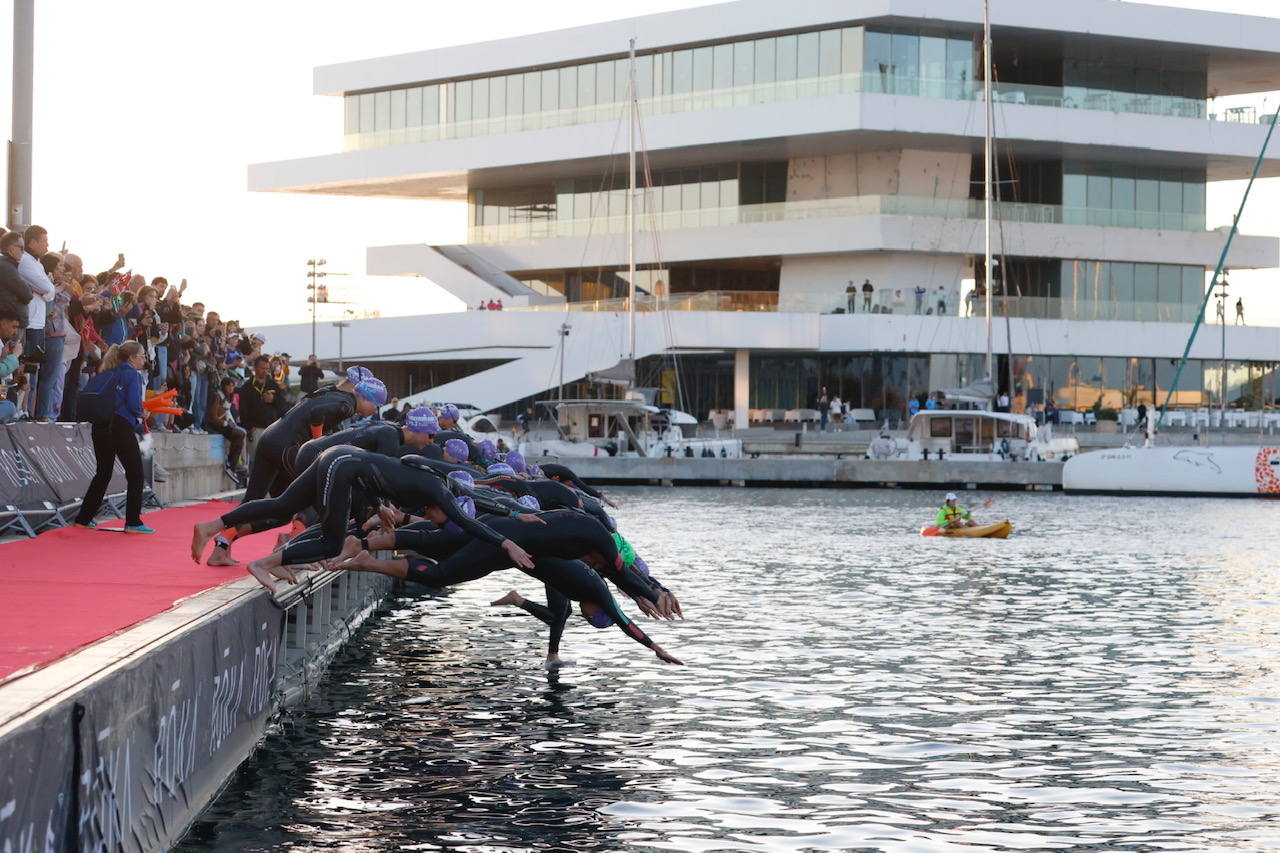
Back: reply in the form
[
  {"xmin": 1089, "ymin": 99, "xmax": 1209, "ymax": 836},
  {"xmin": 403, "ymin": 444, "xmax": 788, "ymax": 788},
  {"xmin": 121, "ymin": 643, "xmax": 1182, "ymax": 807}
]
[
  {"xmin": 1218, "ymin": 270, "xmax": 1230, "ymax": 416},
  {"xmin": 557, "ymin": 322, "xmax": 571, "ymax": 401},
  {"xmin": 307, "ymin": 259, "xmax": 327, "ymax": 356},
  {"xmin": 332, "ymin": 318, "xmax": 351, "ymax": 373}
]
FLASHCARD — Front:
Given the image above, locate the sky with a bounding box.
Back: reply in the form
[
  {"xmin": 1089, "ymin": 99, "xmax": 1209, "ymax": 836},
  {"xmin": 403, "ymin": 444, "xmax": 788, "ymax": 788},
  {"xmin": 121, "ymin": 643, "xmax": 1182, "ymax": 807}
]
[{"xmin": 0, "ymin": 0, "xmax": 1277, "ymax": 332}]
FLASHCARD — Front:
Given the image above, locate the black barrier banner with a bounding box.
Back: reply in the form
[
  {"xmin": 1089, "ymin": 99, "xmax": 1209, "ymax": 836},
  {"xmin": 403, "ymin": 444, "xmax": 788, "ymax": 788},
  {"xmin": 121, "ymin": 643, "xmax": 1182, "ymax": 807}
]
[
  {"xmin": 6, "ymin": 422, "xmax": 128, "ymax": 505},
  {"xmin": 0, "ymin": 426, "xmax": 61, "ymax": 510},
  {"xmin": 0, "ymin": 595, "xmax": 282, "ymax": 851}
]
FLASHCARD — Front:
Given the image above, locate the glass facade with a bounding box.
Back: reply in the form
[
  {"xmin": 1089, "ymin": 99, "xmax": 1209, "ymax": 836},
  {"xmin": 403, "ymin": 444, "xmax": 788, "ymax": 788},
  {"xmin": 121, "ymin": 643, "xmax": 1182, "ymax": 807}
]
[
  {"xmin": 470, "ymin": 161, "xmax": 787, "ymax": 240},
  {"xmin": 862, "ymin": 29, "xmax": 975, "ymax": 97},
  {"xmin": 344, "ymin": 26, "xmax": 861, "ymax": 146},
  {"xmin": 1064, "ymin": 54, "xmax": 1206, "ymax": 119},
  {"xmin": 1062, "ymin": 162, "xmax": 1205, "ymax": 230},
  {"xmin": 1058, "ymin": 260, "xmax": 1203, "ymax": 323},
  {"xmin": 622, "ymin": 353, "xmax": 1280, "ymax": 423}
]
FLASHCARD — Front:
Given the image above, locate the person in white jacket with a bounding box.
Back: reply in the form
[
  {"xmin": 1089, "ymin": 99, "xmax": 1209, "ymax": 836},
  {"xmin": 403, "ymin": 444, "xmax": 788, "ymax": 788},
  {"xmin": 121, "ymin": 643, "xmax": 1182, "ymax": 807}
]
[{"xmin": 16, "ymin": 225, "xmax": 54, "ymax": 416}]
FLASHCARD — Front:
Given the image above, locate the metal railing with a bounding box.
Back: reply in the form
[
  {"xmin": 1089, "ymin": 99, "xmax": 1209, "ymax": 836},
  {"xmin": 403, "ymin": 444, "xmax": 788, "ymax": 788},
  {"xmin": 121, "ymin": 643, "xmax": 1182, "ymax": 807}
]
[{"xmin": 345, "ymin": 72, "xmax": 1270, "ymax": 151}]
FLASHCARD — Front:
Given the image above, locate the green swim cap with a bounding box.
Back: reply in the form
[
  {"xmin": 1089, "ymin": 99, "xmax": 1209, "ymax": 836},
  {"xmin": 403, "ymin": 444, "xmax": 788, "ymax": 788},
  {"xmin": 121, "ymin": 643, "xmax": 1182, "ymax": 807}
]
[{"xmin": 611, "ymin": 533, "xmax": 636, "ymax": 569}]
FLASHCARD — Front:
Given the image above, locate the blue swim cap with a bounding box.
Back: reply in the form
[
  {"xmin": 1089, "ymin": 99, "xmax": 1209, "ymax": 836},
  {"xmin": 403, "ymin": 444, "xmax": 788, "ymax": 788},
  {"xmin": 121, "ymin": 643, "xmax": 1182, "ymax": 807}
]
[
  {"xmin": 516, "ymin": 495, "xmax": 540, "ymax": 511},
  {"xmin": 439, "ymin": 403, "xmax": 460, "ymax": 421},
  {"xmin": 443, "ymin": 439, "xmax": 469, "ymax": 463},
  {"xmin": 346, "ymin": 366, "xmax": 375, "ymax": 384},
  {"xmin": 486, "ymin": 463, "xmax": 515, "ymax": 477},
  {"xmin": 405, "ymin": 408, "xmax": 439, "ymax": 435},
  {"xmin": 447, "ymin": 469, "xmax": 475, "ymax": 488},
  {"xmin": 504, "ymin": 450, "xmax": 526, "ymax": 473},
  {"xmin": 455, "ymin": 495, "xmax": 476, "ymax": 518},
  {"xmin": 354, "ymin": 378, "xmax": 387, "ymax": 406}
]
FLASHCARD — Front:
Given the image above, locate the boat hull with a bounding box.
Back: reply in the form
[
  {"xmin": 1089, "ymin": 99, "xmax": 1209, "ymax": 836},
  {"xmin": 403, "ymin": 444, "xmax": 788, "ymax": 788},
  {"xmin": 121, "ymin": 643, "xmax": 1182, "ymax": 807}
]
[
  {"xmin": 1063, "ymin": 446, "xmax": 1280, "ymax": 496},
  {"xmin": 920, "ymin": 520, "xmax": 1013, "ymax": 538}
]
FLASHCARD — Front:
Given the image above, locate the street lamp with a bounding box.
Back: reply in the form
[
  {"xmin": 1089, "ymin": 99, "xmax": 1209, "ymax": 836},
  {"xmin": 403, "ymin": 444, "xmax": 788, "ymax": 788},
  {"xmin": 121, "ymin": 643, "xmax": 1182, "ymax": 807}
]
[
  {"xmin": 332, "ymin": 317, "xmax": 351, "ymax": 373},
  {"xmin": 557, "ymin": 322, "xmax": 571, "ymax": 401},
  {"xmin": 307, "ymin": 259, "xmax": 327, "ymax": 356}
]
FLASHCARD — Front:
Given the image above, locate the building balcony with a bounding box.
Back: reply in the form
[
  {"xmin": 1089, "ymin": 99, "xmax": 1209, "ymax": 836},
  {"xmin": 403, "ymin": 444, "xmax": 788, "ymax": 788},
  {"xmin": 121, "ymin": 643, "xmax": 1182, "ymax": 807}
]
[
  {"xmin": 468, "ymin": 194, "xmax": 1212, "ymax": 244},
  {"xmin": 342, "ymin": 72, "xmax": 1272, "ymax": 153}
]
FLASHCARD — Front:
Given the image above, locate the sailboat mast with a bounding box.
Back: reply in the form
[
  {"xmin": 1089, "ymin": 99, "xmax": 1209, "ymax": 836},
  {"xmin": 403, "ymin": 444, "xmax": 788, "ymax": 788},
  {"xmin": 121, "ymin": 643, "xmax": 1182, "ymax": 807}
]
[
  {"xmin": 982, "ymin": 0, "xmax": 994, "ymax": 390},
  {"xmin": 627, "ymin": 37, "xmax": 638, "ymax": 363}
]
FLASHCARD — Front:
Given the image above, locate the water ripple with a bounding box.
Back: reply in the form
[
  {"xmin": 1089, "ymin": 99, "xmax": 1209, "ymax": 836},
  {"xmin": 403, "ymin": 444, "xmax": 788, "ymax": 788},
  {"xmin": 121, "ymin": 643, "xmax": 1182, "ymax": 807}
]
[{"xmin": 178, "ymin": 489, "xmax": 1280, "ymax": 852}]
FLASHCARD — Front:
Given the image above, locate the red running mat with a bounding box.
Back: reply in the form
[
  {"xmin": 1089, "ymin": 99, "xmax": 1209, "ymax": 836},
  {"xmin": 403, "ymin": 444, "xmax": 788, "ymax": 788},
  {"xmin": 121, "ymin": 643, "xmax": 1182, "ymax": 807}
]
[{"xmin": 0, "ymin": 500, "xmax": 281, "ymax": 681}]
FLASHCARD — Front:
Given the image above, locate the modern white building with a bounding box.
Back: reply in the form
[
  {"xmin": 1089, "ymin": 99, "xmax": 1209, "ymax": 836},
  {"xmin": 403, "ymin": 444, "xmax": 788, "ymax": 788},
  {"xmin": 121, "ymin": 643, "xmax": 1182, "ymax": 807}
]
[{"xmin": 250, "ymin": 0, "xmax": 1280, "ymax": 425}]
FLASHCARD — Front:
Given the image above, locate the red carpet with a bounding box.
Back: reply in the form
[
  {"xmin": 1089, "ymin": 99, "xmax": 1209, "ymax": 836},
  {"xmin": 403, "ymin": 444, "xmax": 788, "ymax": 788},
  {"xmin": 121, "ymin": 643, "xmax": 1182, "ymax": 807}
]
[{"xmin": 0, "ymin": 500, "xmax": 281, "ymax": 681}]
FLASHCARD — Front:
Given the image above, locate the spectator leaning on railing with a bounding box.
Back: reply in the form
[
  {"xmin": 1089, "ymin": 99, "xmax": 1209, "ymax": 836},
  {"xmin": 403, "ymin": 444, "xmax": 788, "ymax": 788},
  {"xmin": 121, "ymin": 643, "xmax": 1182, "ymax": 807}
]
[{"xmin": 0, "ymin": 304, "xmax": 24, "ymax": 422}]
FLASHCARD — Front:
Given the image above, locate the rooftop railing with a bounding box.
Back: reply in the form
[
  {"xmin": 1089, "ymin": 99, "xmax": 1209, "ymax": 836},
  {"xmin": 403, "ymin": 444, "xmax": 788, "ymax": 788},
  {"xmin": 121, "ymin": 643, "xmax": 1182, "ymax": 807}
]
[
  {"xmin": 466, "ymin": 193, "xmax": 1210, "ymax": 244},
  {"xmin": 345, "ymin": 72, "xmax": 1272, "ymax": 151}
]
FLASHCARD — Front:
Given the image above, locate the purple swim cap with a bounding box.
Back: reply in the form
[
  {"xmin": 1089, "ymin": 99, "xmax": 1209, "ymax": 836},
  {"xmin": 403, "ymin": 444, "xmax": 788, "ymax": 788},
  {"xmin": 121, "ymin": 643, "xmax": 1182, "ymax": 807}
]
[
  {"xmin": 455, "ymin": 495, "xmax": 476, "ymax": 518},
  {"xmin": 486, "ymin": 463, "xmax": 515, "ymax": 477},
  {"xmin": 405, "ymin": 408, "xmax": 439, "ymax": 434},
  {"xmin": 504, "ymin": 450, "xmax": 526, "ymax": 473},
  {"xmin": 516, "ymin": 495, "xmax": 540, "ymax": 511},
  {"xmin": 477, "ymin": 439, "xmax": 497, "ymax": 459},
  {"xmin": 354, "ymin": 378, "xmax": 387, "ymax": 406},
  {"xmin": 633, "ymin": 555, "xmax": 650, "ymax": 577},
  {"xmin": 346, "ymin": 365, "xmax": 375, "ymax": 384},
  {"xmin": 587, "ymin": 609, "xmax": 614, "ymax": 629},
  {"xmin": 443, "ymin": 439, "xmax": 469, "ymax": 462},
  {"xmin": 439, "ymin": 403, "xmax": 460, "ymax": 421},
  {"xmin": 528, "ymin": 464, "xmax": 543, "ymax": 478},
  {"xmin": 446, "ymin": 469, "xmax": 474, "ymax": 490}
]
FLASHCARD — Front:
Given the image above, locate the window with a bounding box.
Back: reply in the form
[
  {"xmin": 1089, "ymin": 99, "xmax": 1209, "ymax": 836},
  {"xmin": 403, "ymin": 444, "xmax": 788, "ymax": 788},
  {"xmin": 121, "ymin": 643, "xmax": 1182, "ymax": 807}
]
[
  {"xmin": 754, "ymin": 38, "xmax": 776, "ymax": 85},
  {"xmin": 820, "ymin": 28, "xmax": 844, "ymax": 77},
  {"xmin": 929, "ymin": 417, "xmax": 953, "ymax": 437},
  {"xmin": 541, "ymin": 69, "xmax": 558, "ymax": 113},
  {"xmin": 797, "ymin": 31, "xmax": 821, "ymax": 80},
  {"xmin": 373, "ymin": 90, "xmax": 391, "ymax": 131},
  {"xmin": 775, "ymin": 35, "xmax": 798, "ymax": 83},
  {"xmin": 344, "ymin": 96, "xmax": 359, "ymax": 135},
  {"xmin": 595, "ymin": 60, "xmax": 614, "ymax": 105},
  {"xmin": 472, "ymin": 77, "xmax": 489, "ymax": 120},
  {"xmin": 507, "ymin": 74, "xmax": 523, "ymax": 116},
  {"xmin": 523, "ymin": 71, "xmax": 541, "ymax": 115},
  {"xmin": 673, "ymin": 48, "xmax": 693, "ymax": 94},
  {"xmin": 454, "ymin": 80, "xmax": 471, "ymax": 124},
  {"xmin": 488, "ymin": 77, "xmax": 505, "ymax": 119},
  {"xmin": 713, "ymin": 44, "xmax": 734, "ymax": 90},
  {"xmin": 864, "ymin": 30, "xmax": 892, "ymax": 92},
  {"xmin": 578, "ymin": 65, "xmax": 595, "ymax": 108},
  {"xmin": 635, "ymin": 54, "xmax": 654, "ymax": 99},
  {"xmin": 733, "ymin": 40, "xmax": 754, "ymax": 87},
  {"xmin": 559, "ymin": 65, "xmax": 578, "ymax": 110},
  {"xmin": 920, "ymin": 36, "xmax": 947, "ymax": 99}
]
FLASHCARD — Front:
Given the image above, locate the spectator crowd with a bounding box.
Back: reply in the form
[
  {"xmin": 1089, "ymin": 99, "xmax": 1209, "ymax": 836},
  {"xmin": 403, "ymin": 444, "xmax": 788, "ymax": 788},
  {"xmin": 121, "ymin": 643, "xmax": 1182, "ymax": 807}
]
[{"xmin": 0, "ymin": 223, "xmax": 309, "ymax": 484}]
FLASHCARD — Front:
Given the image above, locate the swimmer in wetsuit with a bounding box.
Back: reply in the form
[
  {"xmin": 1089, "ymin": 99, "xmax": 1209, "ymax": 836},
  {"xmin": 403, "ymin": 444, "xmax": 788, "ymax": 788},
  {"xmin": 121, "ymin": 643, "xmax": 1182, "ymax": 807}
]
[
  {"xmin": 539, "ymin": 462, "xmax": 619, "ymax": 508},
  {"xmin": 339, "ymin": 508, "xmax": 683, "ymax": 665},
  {"xmin": 190, "ymin": 446, "xmax": 538, "ymax": 591},
  {"xmin": 206, "ymin": 368, "xmax": 387, "ymax": 566}
]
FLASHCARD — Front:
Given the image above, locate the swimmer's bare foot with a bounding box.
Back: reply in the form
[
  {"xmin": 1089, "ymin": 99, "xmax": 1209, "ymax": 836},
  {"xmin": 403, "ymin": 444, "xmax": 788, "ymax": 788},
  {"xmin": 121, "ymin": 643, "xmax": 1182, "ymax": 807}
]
[
  {"xmin": 490, "ymin": 590, "xmax": 525, "ymax": 607},
  {"xmin": 246, "ymin": 562, "xmax": 278, "ymax": 594},
  {"xmin": 542, "ymin": 653, "xmax": 575, "ymax": 669},
  {"xmin": 338, "ymin": 550, "xmax": 379, "ymax": 572},
  {"xmin": 269, "ymin": 564, "xmax": 299, "ymax": 584},
  {"xmin": 323, "ymin": 535, "xmax": 363, "ymax": 570},
  {"xmin": 206, "ymin": 546, "xmax": 240, "ymax": 567},
  {"xmin": 191, "ymin": 519, "xmax": 222, "ymax": 563}
]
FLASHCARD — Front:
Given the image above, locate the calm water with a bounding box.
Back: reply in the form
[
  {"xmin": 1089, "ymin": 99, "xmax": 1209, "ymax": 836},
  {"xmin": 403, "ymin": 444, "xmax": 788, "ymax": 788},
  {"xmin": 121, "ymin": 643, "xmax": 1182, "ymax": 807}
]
[{"xmin": 179, "ymin": 488, "xmax": 1280, "ymax": 852}]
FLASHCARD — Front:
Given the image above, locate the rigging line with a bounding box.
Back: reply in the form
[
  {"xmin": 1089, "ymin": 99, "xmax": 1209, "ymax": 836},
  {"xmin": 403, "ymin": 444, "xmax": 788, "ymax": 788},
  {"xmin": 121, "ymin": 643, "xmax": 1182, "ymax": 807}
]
[
  {"xmin": 633, "ymin": 109, "xmax": 689, "ymax": 415},
  {"xmin": 1158, "ymin": 105, "xmax": 1279, "ymax": 427}
]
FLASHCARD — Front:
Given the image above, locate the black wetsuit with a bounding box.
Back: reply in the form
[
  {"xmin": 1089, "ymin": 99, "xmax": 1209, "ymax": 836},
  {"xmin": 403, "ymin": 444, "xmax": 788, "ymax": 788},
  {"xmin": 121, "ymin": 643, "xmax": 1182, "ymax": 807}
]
[
  {"xmin": 539, "ymin": 463, "xmax": 608, "ymax": 501},
  {"xmin": 242, "ymin": 387, "xmax": 359, "ymax": 501},
  {"xmin": 220, "ymin": 447, "xmax": 508, "ymax": 565},
  {"xmin": 294, "ymin": 422, "xmax": 405, "ymax": 473},
  {"xmin": 400, "ymin": 511, "xmax": 659, "ymax": 652},
  {"xmin": 478, "ymin": 475, "xmax": 583, "ymax": 512}
]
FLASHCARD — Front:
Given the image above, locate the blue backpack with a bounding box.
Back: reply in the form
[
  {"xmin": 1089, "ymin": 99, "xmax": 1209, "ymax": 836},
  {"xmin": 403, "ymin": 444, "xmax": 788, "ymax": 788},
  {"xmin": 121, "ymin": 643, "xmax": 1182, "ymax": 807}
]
[{"xmin": 78, "ymin": 368, "xmax": 127, "ymax": 425}]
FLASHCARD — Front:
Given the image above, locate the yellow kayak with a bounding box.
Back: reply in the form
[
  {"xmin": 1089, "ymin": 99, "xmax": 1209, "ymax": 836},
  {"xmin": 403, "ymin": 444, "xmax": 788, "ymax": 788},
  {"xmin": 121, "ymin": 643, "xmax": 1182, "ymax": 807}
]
[{"xmin": 920, "ymin": 520, "xmax": 1013, "ymax": 539}]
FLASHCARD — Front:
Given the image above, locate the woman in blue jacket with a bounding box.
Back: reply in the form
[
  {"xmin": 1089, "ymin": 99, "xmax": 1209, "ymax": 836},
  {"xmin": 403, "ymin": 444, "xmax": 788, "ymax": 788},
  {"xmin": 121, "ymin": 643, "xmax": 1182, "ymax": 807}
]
[{"xmin": 74, "ymin": 340, "xmax": 153, "ymax": 532}]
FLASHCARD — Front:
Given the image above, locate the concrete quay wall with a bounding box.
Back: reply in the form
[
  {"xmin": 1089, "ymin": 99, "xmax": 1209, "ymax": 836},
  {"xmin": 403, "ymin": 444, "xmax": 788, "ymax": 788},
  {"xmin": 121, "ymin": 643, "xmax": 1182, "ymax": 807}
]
[
  {"xmin": 563, "ymin": 456, "xmax": 1062, "ymax": 489},
  {"xmin": 0, "ymin": 567, "xmax": 394, "ymax": 851}
]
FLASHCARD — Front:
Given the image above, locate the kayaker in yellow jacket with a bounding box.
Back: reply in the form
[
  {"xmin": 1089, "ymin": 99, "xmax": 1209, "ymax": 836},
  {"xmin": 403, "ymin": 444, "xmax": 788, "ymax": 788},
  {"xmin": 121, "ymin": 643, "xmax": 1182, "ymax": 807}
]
[{"xmin": 936, "ymin": 492, "xmax": 977, "ymax": 529}]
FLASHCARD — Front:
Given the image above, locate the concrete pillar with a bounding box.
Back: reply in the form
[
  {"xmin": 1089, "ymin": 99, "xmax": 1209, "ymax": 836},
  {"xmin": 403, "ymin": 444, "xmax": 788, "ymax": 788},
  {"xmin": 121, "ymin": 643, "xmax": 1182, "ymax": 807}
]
[
  {"xmin": 734, "ymin": 349, "xmax": 750, "ymax": 432},
  {"xmin": 8, "ymin": 0, "xmax": 34, "ymax": 228}
]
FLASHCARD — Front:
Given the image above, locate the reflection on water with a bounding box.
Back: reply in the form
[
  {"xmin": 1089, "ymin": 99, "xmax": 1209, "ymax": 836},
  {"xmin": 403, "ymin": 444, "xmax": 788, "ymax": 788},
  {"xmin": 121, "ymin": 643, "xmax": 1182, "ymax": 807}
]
[{"xmin": 178, "ymin": 489, "xmax": 1280, "ymax": 852}]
